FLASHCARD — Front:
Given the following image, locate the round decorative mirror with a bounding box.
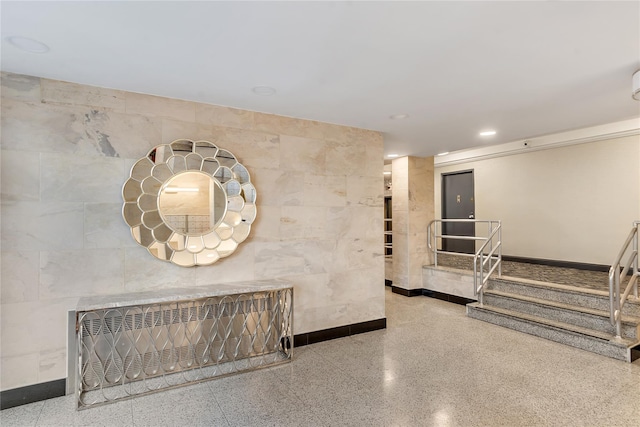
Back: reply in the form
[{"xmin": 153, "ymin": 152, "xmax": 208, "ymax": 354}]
[{"xmin": 122, "ymin": 139, "xmax": 257, "ymax": 267}]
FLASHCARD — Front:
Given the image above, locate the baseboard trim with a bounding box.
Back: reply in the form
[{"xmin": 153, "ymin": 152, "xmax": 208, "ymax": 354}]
[
  {"xmin": 391, "ymin": 286, "xmax": 423, "ymax": 297},
  {"xmin": 385, "ymin": 279, "xmax": 392, "ymax": 287},
  {"xmin": 422, "ymin": 290, "xmax": 476, "ymax": 305},
  {"xmin": 293, "ymin": 318, "xmax": 387, "ymax": 347},
  {"xmin": 502, "ymin": 255, "xmax": 610, "ymax": 273},
  {"xmin": 1, "ymin": 379, "xmax": 66, "ymax": 410},
  {"xmin": 392, "ymin": 286, "xmax": 475, "ymax": 306}
]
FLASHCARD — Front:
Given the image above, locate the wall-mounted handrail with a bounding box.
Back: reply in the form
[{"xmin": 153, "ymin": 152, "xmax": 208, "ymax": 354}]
[
  {"xmin": 609, "ymin": 221, "xmax": 640, "ymax": 339},
  {"xmin": 428, "ymin": 219, "xmax": 502, "ymax": 304}
]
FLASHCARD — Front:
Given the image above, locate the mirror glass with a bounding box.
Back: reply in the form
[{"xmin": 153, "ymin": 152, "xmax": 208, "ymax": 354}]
[
  {"xmin": 158, "ymin": 171, "xmax": 227, "ymax": 235},
  {"xmin": 122, "ymin": 139, "xmax": 257, "ymax": 267}
]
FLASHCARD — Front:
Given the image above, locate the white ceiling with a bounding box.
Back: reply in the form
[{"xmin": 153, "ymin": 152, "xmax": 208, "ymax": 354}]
[{"xmin": 2, "ymin": 1, "xmax": 639, "ymax": 158}]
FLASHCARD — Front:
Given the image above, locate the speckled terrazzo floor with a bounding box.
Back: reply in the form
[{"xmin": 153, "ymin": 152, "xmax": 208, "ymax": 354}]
[
  {"xmin": 2, "ymin": 288, "xmax": 639, "ymax": 427},
  {"xmin": 434, "ymin": 253, "xmax": 612, "ymax": 291}
]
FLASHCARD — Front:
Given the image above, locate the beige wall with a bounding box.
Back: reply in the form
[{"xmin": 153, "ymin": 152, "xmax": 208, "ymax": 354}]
[
  {"xmin": 392, "ymin": 156, "xmax": 435, "ymax": 290},
  {"xmin": 0, "ymin": 72, "xmax": 385, "ymax": 390},
  {"xmin": 435, "ymin": 135, "xmax": 640, "ymax": 265}
]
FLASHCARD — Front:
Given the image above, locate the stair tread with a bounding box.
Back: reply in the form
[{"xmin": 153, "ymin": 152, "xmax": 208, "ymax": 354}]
[
  {"xmin": 468, "ymin": 303, "xmax": 638, "ymax": 347},
  {"xmin": 484, "ymin": 289, "xmax": 640, "ymax": 324}
]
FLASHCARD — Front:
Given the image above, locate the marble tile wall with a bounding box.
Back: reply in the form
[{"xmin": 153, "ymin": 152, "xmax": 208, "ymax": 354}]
[
  {"xmin": 0, "ymin": 72, "xmax": 385, "ymax": 391},
  {"xmin": 391, "ymin": 156, "xmax": 435, "ymax": 290}
]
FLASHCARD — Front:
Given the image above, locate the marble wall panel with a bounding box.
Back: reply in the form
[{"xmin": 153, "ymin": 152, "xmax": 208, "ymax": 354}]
[
  {"xmin": 1, "ymin": 149, "xmax": 40, "ymax": 201},
  {"xmin": 0, "ymin": 72, "xmax": 41, "ymax": 102},
  {"xmin": 254, "ymin": 241, "xmax": 307, "ymax": 278},
  {"xmin": 161, "ymin": 119, "xmax": 215, "ymax": 145},
  {"xmin": 279, "ymin": 135, "xmax": 326, "ymax": 174},
  {"xmin": 0, "ymin": 354, "xmax": 38, "ymax": 391},
  {"xmin": 345, "ymin": 207, "xmax": 383, "ymax": 240},
  {"xmin": 1, "ymin": 251, "xmax": 40, "ymax": 304},
  {"xmin": 1, "ymin": 201, "xmax": 84, "ymax": 251},
  {"xmin": 125, "ymin": 92, "xmax": 195, "ymax": 122},
  {"xmin": 280, "ymin": 206, "xmax": 327, "ymax": 240},
  {"xmin": 325, "ymin": 142, "xmax": 366, "ymax": 176},
  {"xmin": 364, "ymin": 144, "xmax": 385, "ymax": 177},
  {"xmin": 252, "ymin": 169, "xmax": 304, "ymax": 206},
  {"xmin": 207, "ymin": 127, "xmax": 280, "ymax": 170},
  {"xmin": 41, "ymin": 79, "xmax": 127, "ymax": 112},
  {"xmin": 422, "ymin": 267, "xmax": 476, "ymax": 300},
  {"xmin": 38, "ymin": 347, "xmax": 67, "ymax": 383},
  {"xmin": 300, "ymin": 240, "xmax": 334, "ymax": 275},
  {"xmin": 195, "ymin": 103, "xmax": 254, "ymax": 130},
  {"xmin": 251, "ymin": 205, "xmax": 281, "ymax": 242},
  {"xmin": 303, "ymin": 174, "xmax": 346, "ymax": 207},
  {"xmin": 0, "ymin": 298, "xmax": 77, "ymax": 359},
  {"xmin": 285, "ymin": 272, "xmax": 331, "ymax": 312},
  {"xmin": 195, "ymin": 243, "xmax": 255, "ymax": 285},
  {"xmin": 84, "ymin": 203, "xmax": 137, "ymax": 248},
  {"xmin": 80, "ymin": 109, "xmax": 162, "ymax": 159},
  {"xmin": 347, "ymin": 175, "xmax": 384, "ymax": 207},
  {"xmin": 41, "ymin": 153, "xmax": 124, "ymax": 203},
  {"xmin": 1, "ymin": 100, "xmax": 97, "ymax": 155},
  {"xmin": 336, "ymin": 237, "xmax": 384, "ymax": 271},
  {"xmin": 123, "ymin": 247, "xmax": 196, "ymax": 292},
  {"xmin": 1, "ymin": 100, "xmax": 161, "ymax": 158},
  {"xmin": 40, "ymin": 249, "xmax": 125, "ymax": 299}
]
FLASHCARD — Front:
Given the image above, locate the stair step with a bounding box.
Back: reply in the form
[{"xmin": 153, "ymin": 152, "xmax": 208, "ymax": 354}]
[
  {"xmin": 467, "ymin": 303, "xmax": 638, "ymax": 362},
  {"xmin": 484, "ymin": 290, "xmax": 640, "ymax": 340},
  {"xmin": 489, "ymin": 276, "xmax": 640, "ymax": 317}
]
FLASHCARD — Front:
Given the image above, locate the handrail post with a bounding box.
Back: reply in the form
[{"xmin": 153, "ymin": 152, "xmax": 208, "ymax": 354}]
[
  {"xmin": 634, "ymin": 223, "xmax": 638, "ymax": 298},
  {"xmin": 498, "ymin": 223, "xmax": 502, "ymax": 277}
]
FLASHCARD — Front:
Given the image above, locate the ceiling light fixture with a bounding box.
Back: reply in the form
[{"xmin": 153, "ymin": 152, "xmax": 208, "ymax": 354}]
[
  {"xmin": 389, "ymin": 114, "xmax": 409, "ymax": 120},
  {"xmin": 6, "ymin": 36, "xmax": 50, "ymax": 53},
  {"xmin": 437, "ymin": 152, "xmax": 450, "ymax": 156},
  {"xmin": 633, "ymin": 70, "xmax": 640, "ymax": 101},
  {"xmin": 252, "ymin": 86, "xmax": 276, "ymax": 96},
  {"xmin": 479, "ymin": 130, "xmax": 497, "ymax": 136},
  {"xmin": 387, "ymin": 154, "xmax": 399, "ymax": 158},
  {"xmin": 383, "ymin": 171, "xmax": 392, "ymax": 175}
]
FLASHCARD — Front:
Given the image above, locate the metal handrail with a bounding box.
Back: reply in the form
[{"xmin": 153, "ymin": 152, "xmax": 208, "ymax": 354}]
[
  {"xmin": 428, "ymin": 219, "xmax": 502, "ymax": 304},
  {"xmin": 608, "ymin": 221, "xmax": 640, "ymax": 339}
]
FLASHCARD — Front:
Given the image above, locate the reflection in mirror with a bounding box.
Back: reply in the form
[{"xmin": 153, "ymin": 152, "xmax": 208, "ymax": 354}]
[
  {"xmin": 216, "ymin": 150, "xmax": 236, "ymax": 168},
  {"xmin": 195, "ymin": 141, "xmax": 218, "ymax": 158},
  {"xmin": 123, "ymin": 139, "xmax": 257, "ymax": 266},
  {"xmin": 158, "ymin": 171, "xmax": 227, "ymax": 236}
]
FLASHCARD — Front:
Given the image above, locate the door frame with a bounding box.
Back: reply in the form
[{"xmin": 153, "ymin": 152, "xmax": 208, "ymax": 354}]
[{"xmin": 441, "ymin": 169, "xmax": 475, "ymax": 253}]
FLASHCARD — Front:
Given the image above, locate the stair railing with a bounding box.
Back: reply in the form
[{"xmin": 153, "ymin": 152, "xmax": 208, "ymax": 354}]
[
  {"xmin": 427, "ymin": 219, "xmax": 502, "ymax": 305},
  {"xmin": 609, "ymin": 221, "xmax": 640, "ymax": 339}
]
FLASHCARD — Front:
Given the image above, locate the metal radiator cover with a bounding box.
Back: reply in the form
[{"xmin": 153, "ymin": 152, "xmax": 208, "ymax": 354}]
[{"xmin": 76, "ymin": 289, "xmax": 292, "ymax": 408}]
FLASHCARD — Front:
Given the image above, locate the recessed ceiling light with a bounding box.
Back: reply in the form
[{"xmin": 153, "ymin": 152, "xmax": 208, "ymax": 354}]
[
  {"xmin": 252, "ymin": 86, "xmax": 276, "ymax": 96},
  {"xmin": 6, "ymin": 36, "xmax": 50, "ymax": 53},
  {"xmin": 383, "ymin": 171, "xmax": 392, "ymax": 175},
  {"xmin": 387, "ymin": 154, "xmax": 399, "ymax": 158},
  {"xmin": 479, "ymin": 130, "xmax": 497, "ymax": 136},
  {"xmin": 437, "ymin": 152, "xmax": 450, "ymax": 156},
  {"xmin": 389, "ymin": 114, "xmax": 409, "ymax": 120}
]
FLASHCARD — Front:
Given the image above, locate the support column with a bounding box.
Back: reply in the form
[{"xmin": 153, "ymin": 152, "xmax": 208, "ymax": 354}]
[{"xmin": 392, "ymin": 156, "xmax": 435, "ymax": 291}]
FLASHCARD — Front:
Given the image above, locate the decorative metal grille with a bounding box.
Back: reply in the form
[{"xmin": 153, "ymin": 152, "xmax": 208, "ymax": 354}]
[{"xmin": 76, "ymin": 289, "xmax": 293, "ymax": 409}]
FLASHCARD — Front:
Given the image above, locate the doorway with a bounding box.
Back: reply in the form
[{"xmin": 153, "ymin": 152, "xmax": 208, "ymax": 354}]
[{"xmin": 441, "ymin": 170, "xmax": 475, "ymax": 254}]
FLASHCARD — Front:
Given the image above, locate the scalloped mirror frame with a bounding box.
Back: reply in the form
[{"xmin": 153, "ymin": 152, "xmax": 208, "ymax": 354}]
[{"xmin": 122, "ymin": 139, "xmax": 257, "ymax": 267}]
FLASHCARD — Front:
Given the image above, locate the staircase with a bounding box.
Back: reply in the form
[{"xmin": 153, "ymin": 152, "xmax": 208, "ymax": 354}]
[
  {"xmin": 467, "ymin": 275, "xmax": 640, "ymax": 362},
  {"xmin": 428, "ymin": 219, "xmax": 640, "ymax": 362}
]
